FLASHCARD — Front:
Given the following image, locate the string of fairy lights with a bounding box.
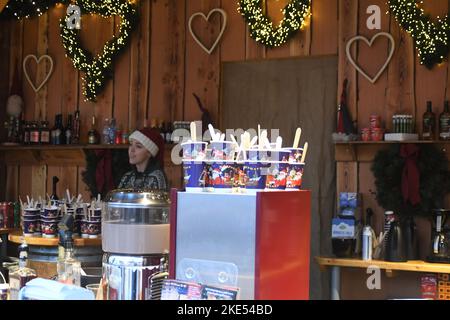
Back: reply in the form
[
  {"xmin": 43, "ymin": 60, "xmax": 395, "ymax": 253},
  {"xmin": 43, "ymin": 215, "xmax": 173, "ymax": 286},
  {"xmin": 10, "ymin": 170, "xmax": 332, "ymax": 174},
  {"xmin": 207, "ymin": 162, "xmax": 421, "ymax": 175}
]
[
  {"xmin": 388, "ymin": 0, "xmax": 450, "ymax": 69},
  {"xmin": 59, "ymin": 0, "xmax": 138, "ymax": 101},
  {"xmin": 238, "ymin": 0, "xmax": 311, "ymax": 48},
  {"xmin": 0, "ymin": 0, "xmax": 68, "ymax": 19}
]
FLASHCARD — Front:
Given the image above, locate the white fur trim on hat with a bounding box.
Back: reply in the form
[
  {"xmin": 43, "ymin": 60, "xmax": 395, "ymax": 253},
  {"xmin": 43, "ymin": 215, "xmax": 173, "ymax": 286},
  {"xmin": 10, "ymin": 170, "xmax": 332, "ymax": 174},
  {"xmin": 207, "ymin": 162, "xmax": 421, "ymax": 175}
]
[{"xmin": 129, "ymin": 130, "xmax": 159, "ymax": 157}]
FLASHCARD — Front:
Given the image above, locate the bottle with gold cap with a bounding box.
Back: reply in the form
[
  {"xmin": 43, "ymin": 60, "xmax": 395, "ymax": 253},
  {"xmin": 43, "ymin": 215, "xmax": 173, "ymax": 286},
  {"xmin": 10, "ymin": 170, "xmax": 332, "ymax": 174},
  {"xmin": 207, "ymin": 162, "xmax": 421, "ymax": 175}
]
[{"xmin": 88, "ymin": 116, "xmax": 99, "ymax": 144}]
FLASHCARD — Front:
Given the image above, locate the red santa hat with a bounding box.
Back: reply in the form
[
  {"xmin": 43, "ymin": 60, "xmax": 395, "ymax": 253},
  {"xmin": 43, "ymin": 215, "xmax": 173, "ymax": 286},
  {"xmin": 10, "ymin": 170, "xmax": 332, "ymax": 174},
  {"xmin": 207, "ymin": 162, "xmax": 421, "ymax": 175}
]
[{"xmin": 129, "ymin": 128, "xmax": 165, "ymax": 168}]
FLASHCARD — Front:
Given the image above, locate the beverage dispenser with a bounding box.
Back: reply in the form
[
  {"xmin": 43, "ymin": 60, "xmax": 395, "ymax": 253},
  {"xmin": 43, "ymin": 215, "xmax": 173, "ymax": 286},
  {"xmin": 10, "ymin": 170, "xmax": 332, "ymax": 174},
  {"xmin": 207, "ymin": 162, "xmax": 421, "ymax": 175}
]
[{"xmin": 102, "ymin": 189, "xmax": 170, "ymax": 300}]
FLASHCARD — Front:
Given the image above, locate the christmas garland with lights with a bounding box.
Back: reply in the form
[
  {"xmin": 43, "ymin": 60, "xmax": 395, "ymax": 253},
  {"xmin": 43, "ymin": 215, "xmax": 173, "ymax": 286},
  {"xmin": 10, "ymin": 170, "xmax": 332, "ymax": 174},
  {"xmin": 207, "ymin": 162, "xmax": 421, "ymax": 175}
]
[
  {"xmin": 371, "ymin": 144, "xmax": 450, "ymax": 218},
  {"xmin": 0, "ymin": 0, "xmax": 68, "ymax": 19},
  {"xmin": 388, "ymin": 0, "xmax": 450, "ymax": 69},
  {"xmin": 60, "ymin": 0, "xmax": 138, "ymax": 101},
  {"xmin": 238, "ymin": 0, "xmax": 311, "ymax": 47}
]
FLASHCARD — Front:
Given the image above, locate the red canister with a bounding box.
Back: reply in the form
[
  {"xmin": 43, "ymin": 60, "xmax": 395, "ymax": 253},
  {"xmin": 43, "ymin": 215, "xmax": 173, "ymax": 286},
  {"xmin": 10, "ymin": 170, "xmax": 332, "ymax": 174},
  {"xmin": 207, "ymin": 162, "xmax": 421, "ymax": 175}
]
[
  {"xmin": 361, "ymin": 128, "xmax": 371, "ymax": 141},
  {"xmin": 371, "ymin": 127, "xmax": 385, "ymax": 141},
  {"xmin": 370, "ymin": 115, "xmax": 381, "ymax": 130}
]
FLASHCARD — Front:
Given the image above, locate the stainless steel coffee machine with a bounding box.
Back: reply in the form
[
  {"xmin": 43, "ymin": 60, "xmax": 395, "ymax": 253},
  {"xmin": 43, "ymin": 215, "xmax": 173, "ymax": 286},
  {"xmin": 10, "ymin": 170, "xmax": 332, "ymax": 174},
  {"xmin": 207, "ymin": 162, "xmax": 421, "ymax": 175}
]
[
  {"xmin": 102, "ymin": 189, "xmax": 170, "ymax": 300},
  {"xmin": 427, "ymin": 209, "xmax": 450, "ymax": 263}
]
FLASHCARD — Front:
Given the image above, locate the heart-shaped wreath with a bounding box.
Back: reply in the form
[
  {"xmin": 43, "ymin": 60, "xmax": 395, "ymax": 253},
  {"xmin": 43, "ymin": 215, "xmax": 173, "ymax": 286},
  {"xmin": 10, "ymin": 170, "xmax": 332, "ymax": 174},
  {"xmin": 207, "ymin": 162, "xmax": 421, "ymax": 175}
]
[
  {"xmin": 389, "ymin": 0, "xmax": 450, "ymax": 69},
  {"xmin": 60, "ymin": 0, "xmax": 138, "ymax": 101},
  {"xmin": 238, "ymin": 0, "xmax": 311, "ymax": 47}
]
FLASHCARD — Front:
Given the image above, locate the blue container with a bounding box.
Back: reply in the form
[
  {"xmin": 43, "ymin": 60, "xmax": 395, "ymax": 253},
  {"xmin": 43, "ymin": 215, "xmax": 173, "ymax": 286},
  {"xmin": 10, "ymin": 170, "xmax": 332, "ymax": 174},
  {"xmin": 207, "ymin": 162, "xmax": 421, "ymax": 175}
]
[
  {"xmin": 265, "ymin": 162, "xmax": 289, "ymax": 190},
  {"xmin": 286, "ymin": 163, "xmax": 305, "ymax": 190},
  {"xmin": 207, "ymin": 161, "xmax": 235, "ymax": 191},
  {"xmin": 244, "ymin": 162, "xmax": 269, "ymax": 190},
  {"xmin": 183, "ymin": 161, "xmax": 207, "ymax": 191}
]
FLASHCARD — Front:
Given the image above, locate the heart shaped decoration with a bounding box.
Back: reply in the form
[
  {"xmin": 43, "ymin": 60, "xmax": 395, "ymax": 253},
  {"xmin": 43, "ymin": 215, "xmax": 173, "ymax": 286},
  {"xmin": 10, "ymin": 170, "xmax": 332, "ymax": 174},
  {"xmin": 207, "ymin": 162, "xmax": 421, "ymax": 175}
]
[
  {"xmin": 188, "ymin": 8, "xmax": 227, "ymax": 55},
  {"xmin": 23, "ymin": 54, "xmax": 54, "ymax": 93},
  {"xmin": 346, "ymin": 32, "xmax": 395, "ymax": 84},
  {"xmin": 60, "ymin": 0, "xmax": 139, "ymax": 101}
]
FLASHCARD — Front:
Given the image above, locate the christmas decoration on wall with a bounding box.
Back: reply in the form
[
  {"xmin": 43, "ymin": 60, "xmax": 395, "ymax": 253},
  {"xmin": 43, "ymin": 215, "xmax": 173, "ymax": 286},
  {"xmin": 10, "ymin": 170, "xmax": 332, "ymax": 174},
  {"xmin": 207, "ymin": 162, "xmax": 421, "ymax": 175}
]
[
  {"xmin": 388, "ymin": 0, "xmax": 450, "ymax": 69},
  {"xmin": 371, "ymin": 144, "xmax": 450, "ymax": 217},
  {"xmin": 238, "ymin": 0, "xmax": 311, "ymax": 47},
  {"xmin": 346, "ymin": 32, "xmax": 395, "ymax": 84},
  {"xmin": 60, "ymin": 0, "xmax": 139, "ymax": 101},
  {"xmin": 23, "ymin": 54, "xmax": 54, "ymax": 92},
  {"xmin": 0, "ymin": 0, "xmax": 67, "ymax": 19},
  {"xmin": 188, "ymin": 8, "xmax": 227, "ymax": 55}
]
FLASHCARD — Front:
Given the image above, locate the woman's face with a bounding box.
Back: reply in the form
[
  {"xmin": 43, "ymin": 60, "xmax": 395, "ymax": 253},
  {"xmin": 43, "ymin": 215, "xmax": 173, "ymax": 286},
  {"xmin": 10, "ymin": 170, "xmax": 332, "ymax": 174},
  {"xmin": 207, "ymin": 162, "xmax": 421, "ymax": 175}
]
[{"xmin": 128, "ymin": 139, "xmax": 151, "ymax": 165}]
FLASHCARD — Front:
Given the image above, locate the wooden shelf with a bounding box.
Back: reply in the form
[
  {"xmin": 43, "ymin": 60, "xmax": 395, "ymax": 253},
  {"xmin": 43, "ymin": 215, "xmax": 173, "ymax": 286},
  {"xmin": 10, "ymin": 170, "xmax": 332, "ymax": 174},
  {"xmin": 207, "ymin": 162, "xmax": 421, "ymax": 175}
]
[
  {"xmin": 8, "ymin": 231, "xmax": 101, "ymax": 247},
  {"xmin": 0, "ymin": 143, "xmax": 179, "ymax": 166},
  {"xmin": 0, "ymin": 228, "xmax": 20, "ymax": 235},
  {"xmin": 335, "ymin": 141, "xmax": 450, "ymax": 162},
  {"xmin": 316, "ymin": 256, "xmax": 450, "ymax": 274}
]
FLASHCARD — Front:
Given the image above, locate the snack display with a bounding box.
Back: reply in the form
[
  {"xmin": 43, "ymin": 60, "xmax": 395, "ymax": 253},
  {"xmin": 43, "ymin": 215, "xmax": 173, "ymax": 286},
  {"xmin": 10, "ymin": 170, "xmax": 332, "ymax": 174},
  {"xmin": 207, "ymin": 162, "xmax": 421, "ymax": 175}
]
[{"xmin": 181, "ymin": 123, "xmax": 308, "ymax": 193}]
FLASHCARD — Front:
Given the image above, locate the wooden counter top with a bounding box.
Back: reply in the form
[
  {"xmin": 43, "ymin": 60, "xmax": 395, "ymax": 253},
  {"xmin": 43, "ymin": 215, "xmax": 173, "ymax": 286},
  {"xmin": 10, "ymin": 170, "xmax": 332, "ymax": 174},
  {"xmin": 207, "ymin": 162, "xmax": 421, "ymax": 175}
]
[
  {"xmin": 0, "ymin": 228, "xmax": 20, "ymax": 235},
  {"xmin": 8, "ymin": 231, "xmax": 101, "ymax": 247},
  {"xmin": 316, "ymin": 256, "xmax": 450, "ymax": 274}
]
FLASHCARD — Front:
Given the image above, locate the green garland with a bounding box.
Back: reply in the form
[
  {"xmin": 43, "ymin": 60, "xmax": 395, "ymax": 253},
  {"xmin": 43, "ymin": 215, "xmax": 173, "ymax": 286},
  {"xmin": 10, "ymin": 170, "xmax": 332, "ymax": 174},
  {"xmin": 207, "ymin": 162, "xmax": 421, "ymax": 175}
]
[
  {"xmin": 82, "ymin": 149, "xmax": 131, "ymax": 199},
  {"xmin": 238, "ymin": 0, "xmax": 311, "ymax": 47},
  {"xmin": 371, "ymin": 144, "xmax": 450, "ymax": 218},
  {"xmin": 60, "ymin": 0, "xmax": 138, "ymax": 101},
  {"xmin": 0, "ymin": 0, "xmax": 68, "ymax": 20},
  {"xmin": 388, "ymin": 0, "xmax": 450, "ymax": 69}
]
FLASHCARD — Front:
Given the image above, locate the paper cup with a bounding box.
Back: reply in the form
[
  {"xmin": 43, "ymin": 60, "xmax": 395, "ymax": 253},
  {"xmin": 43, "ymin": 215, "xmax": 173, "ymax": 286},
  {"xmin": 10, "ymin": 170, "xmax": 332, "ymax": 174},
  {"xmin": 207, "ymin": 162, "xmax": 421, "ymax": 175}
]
[
  {"xmin": 286, "ymin": 163, "xmax": 305, "ymax": 190},
  {"xmin": 283, "ymin": 148, "xmax": 304, "ymax": 163},
  {"xmin": 23, "ymin": 218, "xmax": 38, "ymax": 236},
  {"xmin": 205, "ymin": 161, "xmax": 235, "ymax": 192},
  {"xmin": 265, "ymin": 162, "xmax": 289, "ymax": 190},
  {"xmin": 42, "ymin": 205, "xmax": 59, "ymax": 219},
  {"xmin": 243, "ymin": 161, "xmax": 270, "ymax": 191},
  {"xmin": 41, "ymin": 218, "xmax": 59, "ymax": 238},
  {"xmin": 182, "ymin": 161, "xmax": 207, "ymax": 192},
  {"xmin": 181, "ymin": 141, "xmax": 207, "ymax": 161},
  {"xmin": 208, "ymin": 141, "xmax": 236, "ymax": 161},
  {"xmin": 81, "ymin": 220, "xmax": 101, "ymax": 239}
]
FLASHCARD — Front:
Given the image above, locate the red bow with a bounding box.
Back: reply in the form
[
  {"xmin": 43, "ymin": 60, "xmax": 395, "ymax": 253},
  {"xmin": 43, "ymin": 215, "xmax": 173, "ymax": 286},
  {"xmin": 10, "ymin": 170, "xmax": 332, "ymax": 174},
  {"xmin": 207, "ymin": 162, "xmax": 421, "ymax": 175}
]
[
  {"xmin": 95, "ymin": 150, "xmax": 114, "ymax": 195},
  {"xmin": 400, "ymin": 144, "xmax": 421, "ymax": 206}
]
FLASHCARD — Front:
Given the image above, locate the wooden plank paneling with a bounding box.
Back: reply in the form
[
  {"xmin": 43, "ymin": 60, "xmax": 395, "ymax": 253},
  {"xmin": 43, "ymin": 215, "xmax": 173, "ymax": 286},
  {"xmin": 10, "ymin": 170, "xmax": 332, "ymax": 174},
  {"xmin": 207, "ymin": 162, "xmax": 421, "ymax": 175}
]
[
  {"xmin": 414, "ymin": 1, "xmax": 448, "ymax": 136},
  {"xmin": 310, "ymin": 0, "xmax": 338, "ymax": 56},
  {"xmin": 338, "ymin": 0, "xmax": 358, "ymax": 129},
  {"xmin": 265, "ymin": 0, "xmax": 293, "ymax": 59},
  {"xmin": 356, "ymin": 0, "xmax": 390, "ymax": 131},
  {"xmin": 220, "ymin": 0, "xmax": 246, "ymax": 62},
  {"xmin": 184, "ymin": 0, "xmax": 221, "ymax": 125},
  {"xmin": 22, "ymin": 17, "xmax": 39, "ymax": 121},
  {"xmin": 5, "ymin": 166, "xmax": 19, "ymax": 202}
]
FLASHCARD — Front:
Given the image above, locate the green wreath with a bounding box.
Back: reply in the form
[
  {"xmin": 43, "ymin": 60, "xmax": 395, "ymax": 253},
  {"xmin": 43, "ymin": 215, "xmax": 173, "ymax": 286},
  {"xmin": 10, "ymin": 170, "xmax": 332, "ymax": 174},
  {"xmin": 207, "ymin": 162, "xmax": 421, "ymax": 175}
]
[
  {"xmin": 371, "ymin": 144, "xmax": 450, "ymax": 218},
  {"xmin": 388, "ymin": 0, "xmax": 450, "ymax": 69},
  {"xmin": 238, "ymin": 0, "xmax": 311, "ymax": 47},
  {"xmin": 60, "ymin": 0, "xmax": 139, "ymax": 101}
]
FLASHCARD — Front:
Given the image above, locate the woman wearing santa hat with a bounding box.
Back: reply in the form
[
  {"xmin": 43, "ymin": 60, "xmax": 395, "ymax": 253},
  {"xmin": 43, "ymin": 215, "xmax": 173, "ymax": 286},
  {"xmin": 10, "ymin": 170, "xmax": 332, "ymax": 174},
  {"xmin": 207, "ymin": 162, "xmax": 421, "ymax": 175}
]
[{"xmin": 118, "ymin": 128, "xmax": 168, "ymax": 190}]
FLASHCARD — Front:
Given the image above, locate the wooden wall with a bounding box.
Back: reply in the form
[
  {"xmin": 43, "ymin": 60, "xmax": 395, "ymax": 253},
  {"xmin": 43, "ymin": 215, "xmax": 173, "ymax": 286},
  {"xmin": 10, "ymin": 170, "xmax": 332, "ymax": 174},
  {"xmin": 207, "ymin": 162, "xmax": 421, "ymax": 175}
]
[{"xmin": 0, "ymin": 0, "xmax": 339, "ymax": 201}]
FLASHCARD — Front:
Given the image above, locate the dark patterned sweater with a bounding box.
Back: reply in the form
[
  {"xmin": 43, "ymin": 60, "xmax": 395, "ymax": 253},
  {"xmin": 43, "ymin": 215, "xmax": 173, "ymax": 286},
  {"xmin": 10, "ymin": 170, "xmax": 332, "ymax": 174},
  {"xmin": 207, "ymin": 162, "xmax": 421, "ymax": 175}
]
[{"xmin": 118, "ymin": 161, "xmax": 168, "ymax": 190}]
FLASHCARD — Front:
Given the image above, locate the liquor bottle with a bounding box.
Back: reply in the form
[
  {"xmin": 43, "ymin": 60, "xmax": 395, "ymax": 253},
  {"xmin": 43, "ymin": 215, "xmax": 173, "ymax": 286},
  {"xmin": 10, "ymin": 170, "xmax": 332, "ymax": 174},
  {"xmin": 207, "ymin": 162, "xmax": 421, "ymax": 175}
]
[
  {"xmin": 159, "ymin": 120, "xmax": 166, "ymax": 141},
  {"xmin": 88, "ymin": 116, "xmax": 99, "ymax": 144},
  {"xmin": 165, "ymin": 122, "xmax": 173, "ymax": 144},
  {"xmin": 51, "ymin": 176, "xmax": 59, "ymax": 201},
  {"xmin": 65, "ymin": 114, "xmax": 73, "ymax": 145},
  {"xmin": 108, "ymin": 118, "xmax": 116, "ymax": 144},
  {"xmin": 40, "ymin": 121, "xmax": 50, "ymax": 144},
  {"xmin": 51, "ymin": 114, "xmax": 63, "ymax": 145},
  {"xmin": 29, "ymin": 121, "xmax": 40, "ymax": 145},
  {"xmin": 9, "ymin": 241, "xmax": 37, "ymax": 300},
  {"xmin": 57, "ymin": 236, "xmax": 81, "ymax": 286},
  {"xmin": 439, "ymin": 101, "xmax": 450, "ymax": 140},
  {"xmin": 102, "ymin": 118, "xmax": 110, "ymax": 144},
  {"xmin": 23, "ymin": 121, "xmax": 30, "ymax": 145},
  {"xmin": 72, "ymin": 110, "xmax": 81, "ymax": 144},
  {"xmin": 150, "ymin": 118, "xmax": 158, "ymax": 131}
]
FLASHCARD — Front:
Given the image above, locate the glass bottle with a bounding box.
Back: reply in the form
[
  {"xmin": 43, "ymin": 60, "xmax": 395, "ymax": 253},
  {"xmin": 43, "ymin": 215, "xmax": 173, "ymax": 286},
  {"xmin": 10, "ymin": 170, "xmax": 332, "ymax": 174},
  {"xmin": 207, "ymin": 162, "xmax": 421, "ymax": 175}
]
[
  {"xmin": 23, "ymin": 121, "xmax": 30, "ymax": 145},
  {"xmin": 72, "ymin": 110, "xmax": 81, "ymax": 144},
  {"xmin": 88, "ymin": 116, "xmax": 99, "ymax": 145},
  {"xmin": 57, "ymin": 239, "xmax": 81, "ymax": 286},
  {"xmin": 165, "ymin": 122, "xmax": 173, "ymax": 144},
  {"xmin": 51, "ymin": 176, "xmax": 59, "ymax": 201},
  {"xmin": 29, "ymin": 122, "xmax": 40, "ymax": 145},
  {"xmin": 159, "ymin": 120, "xmax": 166, "ymax": 141},
  {"xmin": 108, "ymin": 118, "xmax": 116, "ymax": 145},
  {"xmin": 9, "ymin": 241, "xmax": 37, "ymax": 300},
  {"xmin": 102, "ymin": 118, "xmax": 110, "ymax": 144},
  {"xmin": 51, "ymin": 114, "xmax": 63, "ymax": 145},
  {"xmin": 40, "ymin": 121, "xmax": 50, "ymax": 144},
  {"xmin": 439, "ymin": 101, "xmax": 450, "ymax": 140},
  {"xmin": 65, "ymin": 114, "xmax": 73, "ymax": 145},
  {"xmin": 150, "ymin": 118, "xmax": 158, "ymax": 131}
]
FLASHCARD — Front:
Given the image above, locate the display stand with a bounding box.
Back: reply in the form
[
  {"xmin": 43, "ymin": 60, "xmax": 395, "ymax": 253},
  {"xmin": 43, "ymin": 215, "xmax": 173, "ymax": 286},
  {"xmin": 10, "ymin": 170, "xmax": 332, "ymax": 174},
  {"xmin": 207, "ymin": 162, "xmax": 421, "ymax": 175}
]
[
  {"xmin": 170, "ymin": 189, "xmax": 311, "ymax": 300},
  {"xmin": 8, "ymin": 231, "xmax": 102, "ymax": 278}
]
